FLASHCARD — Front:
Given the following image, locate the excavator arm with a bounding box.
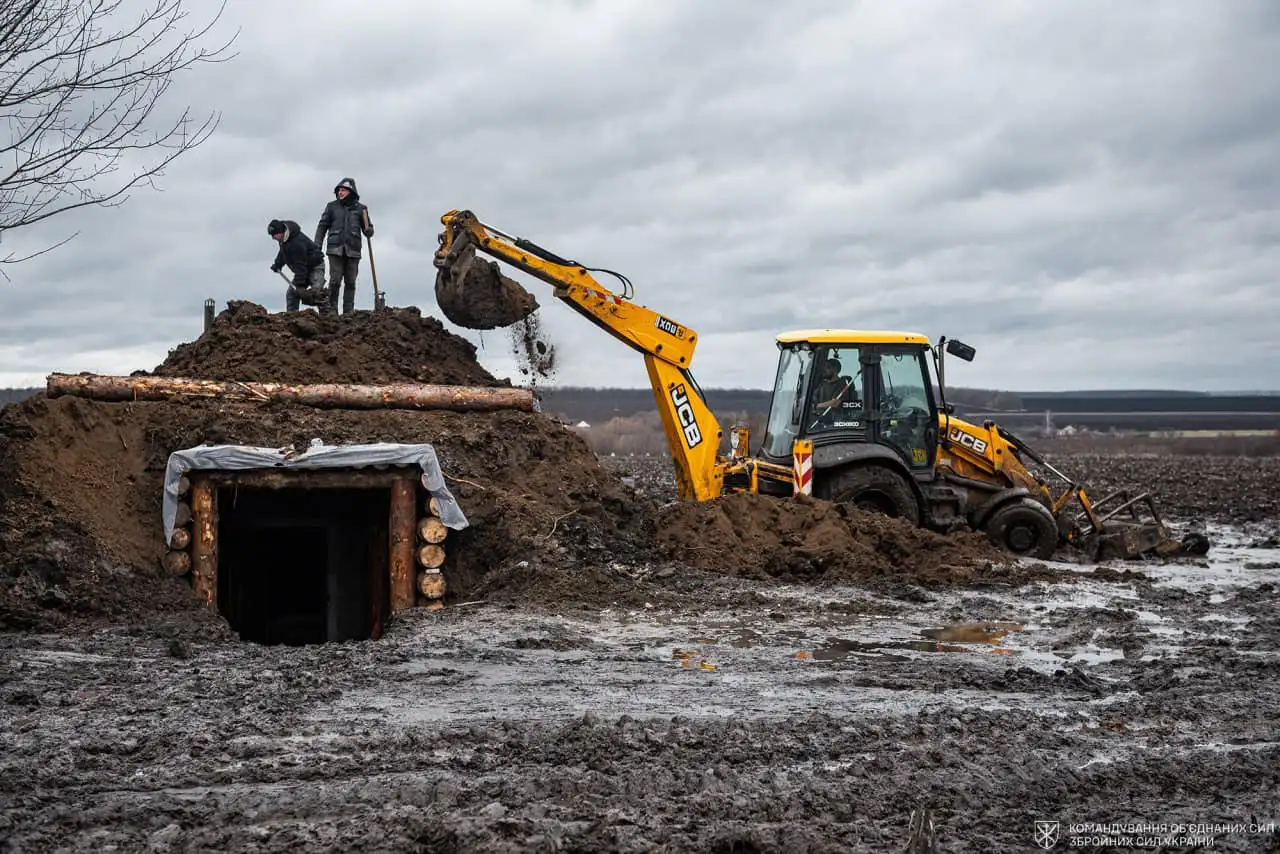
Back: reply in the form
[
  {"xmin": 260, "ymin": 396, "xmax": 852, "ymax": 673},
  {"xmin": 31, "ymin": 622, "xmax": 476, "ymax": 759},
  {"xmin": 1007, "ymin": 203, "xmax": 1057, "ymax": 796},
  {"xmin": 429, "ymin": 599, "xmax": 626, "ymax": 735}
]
[{"xmin": 433, "ymin": 209, "xmax": 726, "ymax": 501}]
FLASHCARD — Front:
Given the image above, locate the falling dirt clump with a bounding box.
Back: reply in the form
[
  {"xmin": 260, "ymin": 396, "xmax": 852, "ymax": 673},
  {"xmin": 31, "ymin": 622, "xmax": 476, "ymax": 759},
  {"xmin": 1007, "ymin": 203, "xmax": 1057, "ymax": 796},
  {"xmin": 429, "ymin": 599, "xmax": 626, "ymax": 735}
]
[
  {"xmin": 152, "ymin": 300, "xmax": 503, "ymax": 386},
  {"xmin": 509, "ymin": 312, "xmax": 557, "ymax": 385},
  {"xmin": 655, "ymin": 492, "xmax": 1031, "ymax": 587}
]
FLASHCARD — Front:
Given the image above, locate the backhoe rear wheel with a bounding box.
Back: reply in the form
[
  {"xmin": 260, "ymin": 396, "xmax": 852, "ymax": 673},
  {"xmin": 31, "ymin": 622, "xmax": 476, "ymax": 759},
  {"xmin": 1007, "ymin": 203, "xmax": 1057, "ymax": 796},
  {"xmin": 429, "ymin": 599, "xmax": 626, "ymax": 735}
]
[
  {"xmin": 984, "ymin": 498, "xmax": 1059, "ymax": 560},
  {"xmin": 826, "ymin": 464, "xmax": 920, "ymax": 524}
]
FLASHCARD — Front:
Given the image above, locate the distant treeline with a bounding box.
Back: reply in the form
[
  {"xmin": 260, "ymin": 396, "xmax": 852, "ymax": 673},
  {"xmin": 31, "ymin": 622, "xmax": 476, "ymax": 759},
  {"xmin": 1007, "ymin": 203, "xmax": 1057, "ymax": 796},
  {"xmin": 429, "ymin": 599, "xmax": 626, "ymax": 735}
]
[
  {"xmin": 536, "ymin": 386, "xmax": 1017, "ymax": 424},
  {"xmin": 0, "ymin": 388, "xmax": 39, "ymax": 407}
]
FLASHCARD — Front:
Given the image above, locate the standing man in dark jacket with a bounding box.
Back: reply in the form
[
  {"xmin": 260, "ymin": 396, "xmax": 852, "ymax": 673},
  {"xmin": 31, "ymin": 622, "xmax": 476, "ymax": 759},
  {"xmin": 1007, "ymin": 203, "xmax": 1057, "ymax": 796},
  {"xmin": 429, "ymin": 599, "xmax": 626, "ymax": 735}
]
[
  {"xmin": 268, "ymin": 219, "xmax": 330, "ymax": 313},
  {"xmin": 314, "ymin": 177, "xmax": 373, "ymax": 315}
]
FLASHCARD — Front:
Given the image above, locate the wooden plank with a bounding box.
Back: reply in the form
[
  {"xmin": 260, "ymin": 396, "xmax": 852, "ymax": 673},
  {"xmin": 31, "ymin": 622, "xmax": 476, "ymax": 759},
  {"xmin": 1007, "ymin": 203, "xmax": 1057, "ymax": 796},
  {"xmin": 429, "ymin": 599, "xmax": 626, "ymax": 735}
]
[
  {"xmin": 389, "ymin": 475, "xmax": 416, "ymax": 612},
  {"xmin": 190, "ymin": 477, "xmax": 218, "ymax": 608}
]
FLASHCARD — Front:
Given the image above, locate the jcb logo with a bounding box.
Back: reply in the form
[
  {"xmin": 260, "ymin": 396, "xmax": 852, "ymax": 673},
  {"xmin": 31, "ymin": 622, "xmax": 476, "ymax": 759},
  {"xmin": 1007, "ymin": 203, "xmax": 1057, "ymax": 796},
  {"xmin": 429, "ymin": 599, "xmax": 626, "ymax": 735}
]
[
  {"xmin": 671, "ymin": 384, "xmax": 703, "ymax": 448},
  {"xmin": 948, "ymin": 427, "xmax": 988, "ymax": 454},
  {"xmin": 655, "ymin": 316, "xmax": 684, "ymax": 339}
]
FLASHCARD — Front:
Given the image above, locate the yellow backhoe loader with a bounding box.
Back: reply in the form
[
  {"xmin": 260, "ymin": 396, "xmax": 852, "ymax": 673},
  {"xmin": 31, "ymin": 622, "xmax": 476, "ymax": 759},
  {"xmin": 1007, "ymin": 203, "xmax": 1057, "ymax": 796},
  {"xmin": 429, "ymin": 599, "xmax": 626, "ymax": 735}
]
[{"xmin": 433, "ymin": 210, "xmax": 1209, "ymax": 561}]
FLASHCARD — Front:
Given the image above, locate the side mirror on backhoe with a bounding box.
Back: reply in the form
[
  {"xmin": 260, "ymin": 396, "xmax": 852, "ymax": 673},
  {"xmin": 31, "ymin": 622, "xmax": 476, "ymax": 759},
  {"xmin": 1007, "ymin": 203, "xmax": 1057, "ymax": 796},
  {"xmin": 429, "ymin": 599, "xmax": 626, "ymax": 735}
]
[{"xmin": 945, "ymin": 339, "xmax": 976, "ymax": 362}]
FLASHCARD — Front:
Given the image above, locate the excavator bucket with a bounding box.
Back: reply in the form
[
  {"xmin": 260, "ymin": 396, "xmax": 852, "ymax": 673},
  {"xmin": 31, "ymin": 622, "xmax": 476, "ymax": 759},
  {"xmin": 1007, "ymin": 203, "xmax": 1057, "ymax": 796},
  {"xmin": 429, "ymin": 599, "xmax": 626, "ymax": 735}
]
[
  {"xmin": 1068, "ymin": 488, "xmax": 1210, "ymax": 561},
  {"xmin": 996, "ymin": 426, "xmax": 1210, "ymax": 562},
  {"xmin": 434, "ymin": 238, "xmax": 539, "ymax": 330}
]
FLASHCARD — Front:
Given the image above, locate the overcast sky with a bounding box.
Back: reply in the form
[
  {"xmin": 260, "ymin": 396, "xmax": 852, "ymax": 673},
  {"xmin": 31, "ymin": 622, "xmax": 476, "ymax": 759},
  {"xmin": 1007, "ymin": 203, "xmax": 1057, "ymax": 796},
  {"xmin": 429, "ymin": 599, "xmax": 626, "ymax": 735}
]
[{"xmin": 2, "ymin": 0, "xmax": 1278, "ymax": 392}]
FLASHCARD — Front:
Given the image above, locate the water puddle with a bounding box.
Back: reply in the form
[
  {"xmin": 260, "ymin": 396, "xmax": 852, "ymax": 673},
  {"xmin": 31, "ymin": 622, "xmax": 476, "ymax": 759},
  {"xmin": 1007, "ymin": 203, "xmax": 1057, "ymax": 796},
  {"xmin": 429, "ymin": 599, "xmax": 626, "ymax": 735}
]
[
  {"xmin": 795, "ymin": 622, "xmax": 1026, "ymax": 661},
  {"xmin": 671, "ymin": 647, "xmax": 718, "ymax": 671}
]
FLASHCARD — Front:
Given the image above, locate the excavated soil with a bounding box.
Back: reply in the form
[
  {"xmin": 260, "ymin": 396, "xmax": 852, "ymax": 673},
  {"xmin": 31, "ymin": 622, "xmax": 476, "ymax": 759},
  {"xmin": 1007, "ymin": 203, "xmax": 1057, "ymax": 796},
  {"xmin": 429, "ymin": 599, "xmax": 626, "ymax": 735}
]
[
  {"xmin": 153, "ymin": 300, "xmax": 503, "ymax": 386},
  {"xmin": 654, "ymin": 492, "xmax": 1052, "ymax": 586},
  {"xmin": 3, "ymin": 299, "xmax": 1127, "ymax": 631},
  {"xmin": 3, "ymin": 301, "xmax": 1279, "ymax": 851},
  {"xmin": 0, "ymin": 396, "xmax": 652, "ymax": 630},
  {"xmin": 433, "ymin": 245, "xmax": 539, "ymax": 331}
]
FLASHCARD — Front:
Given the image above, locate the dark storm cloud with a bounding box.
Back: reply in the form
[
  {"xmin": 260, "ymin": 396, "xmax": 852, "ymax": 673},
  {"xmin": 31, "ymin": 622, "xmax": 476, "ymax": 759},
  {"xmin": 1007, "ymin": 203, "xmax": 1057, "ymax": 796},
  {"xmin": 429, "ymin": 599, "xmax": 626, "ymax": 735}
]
[{"xmin": 2, "ymin": 0, "xmax": 1277, "ymax": 392}]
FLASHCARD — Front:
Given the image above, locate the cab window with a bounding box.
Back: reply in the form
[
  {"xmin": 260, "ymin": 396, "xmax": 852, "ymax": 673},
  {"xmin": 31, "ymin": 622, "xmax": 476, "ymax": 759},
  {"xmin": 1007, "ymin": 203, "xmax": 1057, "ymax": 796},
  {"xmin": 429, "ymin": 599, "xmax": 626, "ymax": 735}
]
[
  {"xmin": 761, "ymin": 346, "xmax": 814, "ymax": 458},
  {"xmin": 805, "ymin": 346, "xmax": 865, "ymax": 436},
  {"xmin": 875, "ymin": 349, "xmax": 934, "ymax": 468}
]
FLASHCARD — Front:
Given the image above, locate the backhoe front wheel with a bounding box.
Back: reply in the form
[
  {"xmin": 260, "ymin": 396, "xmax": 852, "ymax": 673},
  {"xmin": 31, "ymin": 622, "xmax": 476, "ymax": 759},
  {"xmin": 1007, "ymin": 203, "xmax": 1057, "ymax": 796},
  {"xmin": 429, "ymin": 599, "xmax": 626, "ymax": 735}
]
[
  {"xmin": 984, "ymin": 498, "xmax": 1059, "ymax": 560},
  {"xmin": 826, "ymin": 464, "xmax": 920, "ymax": 524}
]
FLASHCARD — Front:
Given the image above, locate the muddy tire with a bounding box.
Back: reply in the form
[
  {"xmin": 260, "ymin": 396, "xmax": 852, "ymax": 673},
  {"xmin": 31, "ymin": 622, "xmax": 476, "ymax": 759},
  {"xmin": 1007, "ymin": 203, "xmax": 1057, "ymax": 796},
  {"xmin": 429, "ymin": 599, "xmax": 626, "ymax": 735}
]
[
  {"xmin": 984, "ymin": 498, "xmax": 1059, "ymax": 560},
  {"xmin": 826, "ymin": 464, "xmax": 920, "ymax": 523}
]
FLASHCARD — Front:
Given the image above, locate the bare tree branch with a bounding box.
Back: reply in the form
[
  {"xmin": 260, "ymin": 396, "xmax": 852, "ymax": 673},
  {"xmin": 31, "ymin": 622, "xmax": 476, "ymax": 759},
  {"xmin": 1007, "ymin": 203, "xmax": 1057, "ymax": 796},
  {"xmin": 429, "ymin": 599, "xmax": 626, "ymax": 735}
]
[{"xmin": 0, "ymin": 0, "xmax": 238, "ymax": 266}]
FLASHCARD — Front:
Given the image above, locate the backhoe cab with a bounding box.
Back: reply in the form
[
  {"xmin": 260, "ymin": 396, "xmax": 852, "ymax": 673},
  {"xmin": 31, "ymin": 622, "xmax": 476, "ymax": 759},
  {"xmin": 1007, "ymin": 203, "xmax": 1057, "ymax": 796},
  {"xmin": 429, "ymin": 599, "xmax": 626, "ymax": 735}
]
[
  {"xmin": 432, "ymin": 209, "xmax": 1208, "ymax": 562},
  {"xmin": 741, "ymin": 331, "xmax": 1208, "ymax": 561}
]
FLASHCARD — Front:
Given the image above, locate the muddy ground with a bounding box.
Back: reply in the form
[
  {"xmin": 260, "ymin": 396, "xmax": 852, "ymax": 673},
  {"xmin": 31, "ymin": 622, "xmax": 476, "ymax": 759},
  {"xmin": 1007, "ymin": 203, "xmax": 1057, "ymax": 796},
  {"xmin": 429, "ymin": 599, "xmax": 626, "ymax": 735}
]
[
  {"xmin": 2, "ymin": 304, "xmax": 1278, "ymax": 851},
  {"xmin": 3, "ymin": 451, "xmax": 1279, "ymax": 852}
]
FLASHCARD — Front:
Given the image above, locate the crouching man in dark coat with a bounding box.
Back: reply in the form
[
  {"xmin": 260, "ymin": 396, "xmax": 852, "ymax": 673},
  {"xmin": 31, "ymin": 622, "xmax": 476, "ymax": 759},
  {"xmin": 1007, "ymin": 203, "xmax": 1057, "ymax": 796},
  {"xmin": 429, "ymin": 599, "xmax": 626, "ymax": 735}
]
[
  {"xmin": 314, "ymin": 176, "xmax": 373, "ymax": 315},
  {"xmin": 268, "ymin": 219, "xmax": 330, "ymax": 313}
]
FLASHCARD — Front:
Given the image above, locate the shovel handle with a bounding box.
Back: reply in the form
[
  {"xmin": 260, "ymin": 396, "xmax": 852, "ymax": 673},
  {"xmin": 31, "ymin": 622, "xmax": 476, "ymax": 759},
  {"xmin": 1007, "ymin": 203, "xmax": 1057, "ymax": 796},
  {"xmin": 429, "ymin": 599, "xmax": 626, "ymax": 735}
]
[{"xmin": 362, "ymin": 208, "xmax": 382, "ymax": 303}]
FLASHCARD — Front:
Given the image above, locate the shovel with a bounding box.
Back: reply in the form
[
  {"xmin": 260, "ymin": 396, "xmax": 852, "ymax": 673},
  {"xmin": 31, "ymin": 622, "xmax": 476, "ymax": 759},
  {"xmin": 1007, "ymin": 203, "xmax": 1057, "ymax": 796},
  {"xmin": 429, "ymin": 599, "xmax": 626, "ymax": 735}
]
[
  {"xmin": 277, "ymin": 270, "xmax": 329, "ymax": 310},
  {"xmin": 362, "ymin": 208, "xmax": 385, "ymax": 311}
]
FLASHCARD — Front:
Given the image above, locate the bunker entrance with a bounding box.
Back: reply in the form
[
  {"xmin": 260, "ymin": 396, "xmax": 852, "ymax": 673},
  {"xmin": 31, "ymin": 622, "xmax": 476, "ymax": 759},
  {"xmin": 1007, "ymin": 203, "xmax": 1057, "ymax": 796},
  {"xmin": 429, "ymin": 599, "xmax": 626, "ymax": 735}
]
[
  {"xmin": 163, "ymin": 447, "xmax": 463, "ymax": 641},
  {"xmin": 216, "ymin": 487, "xmax": 389, "ymax": 646}
]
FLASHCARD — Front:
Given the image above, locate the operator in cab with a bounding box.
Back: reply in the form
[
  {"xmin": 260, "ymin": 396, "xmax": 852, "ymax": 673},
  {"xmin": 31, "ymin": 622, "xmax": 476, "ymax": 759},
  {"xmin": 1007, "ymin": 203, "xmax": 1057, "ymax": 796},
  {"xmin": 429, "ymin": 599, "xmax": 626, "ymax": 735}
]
[{"xmin": 812, "ymin": 357, "xmax": 853, "ymax": 412}]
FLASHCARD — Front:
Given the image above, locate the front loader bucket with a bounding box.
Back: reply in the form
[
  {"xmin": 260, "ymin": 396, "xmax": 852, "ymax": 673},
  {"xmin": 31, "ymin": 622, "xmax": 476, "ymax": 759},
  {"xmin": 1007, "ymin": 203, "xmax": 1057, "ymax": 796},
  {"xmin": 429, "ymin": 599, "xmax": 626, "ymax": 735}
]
[
  {"xmin": 434, "ymin": 240, "xmax": 539, "ymax": 330},
  {"xmin": 1071, "ymin": 488, "xmax": 1210, "ymax": 560}
]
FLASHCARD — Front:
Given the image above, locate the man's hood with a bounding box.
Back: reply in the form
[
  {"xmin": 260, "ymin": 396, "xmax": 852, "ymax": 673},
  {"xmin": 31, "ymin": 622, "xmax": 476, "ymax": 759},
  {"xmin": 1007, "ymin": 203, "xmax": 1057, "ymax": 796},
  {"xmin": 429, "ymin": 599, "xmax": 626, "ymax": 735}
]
[{"xmin": 334, "ymin": 177, "xmax": 360, "ymax": 201}]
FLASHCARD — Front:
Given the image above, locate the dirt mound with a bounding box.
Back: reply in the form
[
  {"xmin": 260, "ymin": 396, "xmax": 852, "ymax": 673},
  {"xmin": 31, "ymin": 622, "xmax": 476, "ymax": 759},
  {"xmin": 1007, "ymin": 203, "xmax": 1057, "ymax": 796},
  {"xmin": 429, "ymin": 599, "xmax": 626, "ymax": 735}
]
[
  {"xmin": 0, "ymin": 393, "xmax": 648, "ymax": 629},
  {"xmin": 655, "ymin": 492, "xmax": 1022, "ymax": 586},
  {"xmin": 152, "ymin": 300, "xmax": 503, "ymax": 386},
  {"xmin": 0, "ymin": 298, "xmax": 648, "ymax": 628}
]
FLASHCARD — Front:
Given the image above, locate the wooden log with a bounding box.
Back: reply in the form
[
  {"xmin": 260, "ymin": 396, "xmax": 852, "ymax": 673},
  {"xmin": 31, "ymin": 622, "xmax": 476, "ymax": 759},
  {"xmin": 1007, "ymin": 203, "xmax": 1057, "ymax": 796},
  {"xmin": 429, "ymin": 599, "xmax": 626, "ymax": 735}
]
[
  {"xmin": 389, "ymin": 476, "xmax": 416, "ymax": 612},
  {"xmin": 416, "ymin": 544, "xmax": 446, "ymax": 569},
  {"xmin": 163, "ymin": 550, "xmax": 191, "ymax": 576},
  {"xmin": 417, "ymin": 516, "xmax": 448, "ymax": 544},
  {"xmin": 425, "ymin": 496, "xmax": 441, "ymax": 516},
  {"xmin": 190, "ymin": 478, "xmax": 218, "ymax": 607},
  {"xmin": 174, "ymin": 502, "xmax": 192, "ymax": 528},
  {"xmin": 169, "ymin": 528, "xmax": 191, "ymax": 550},
  {"xmin": 417, "ymin": 571, "xmax": 446, "ymax": 599},
  {"xmin": 177, "ymin": 475, "xmax": 190, "ymax": 497},
  {"xmin": 424, "ymin": 600, "xmax": 445, "ymax": 612},
  {"xmin": 46, "ymin": 373, "xmax": 535, "ymax": 413}
]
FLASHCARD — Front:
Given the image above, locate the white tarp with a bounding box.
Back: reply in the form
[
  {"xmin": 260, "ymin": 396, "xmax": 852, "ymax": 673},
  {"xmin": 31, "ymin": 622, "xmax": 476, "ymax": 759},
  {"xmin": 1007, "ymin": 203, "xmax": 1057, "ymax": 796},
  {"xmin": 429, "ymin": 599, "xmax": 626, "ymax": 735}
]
[{"xmin": 162, "ymin": 440, "xmax": 469, "ymax": 542}]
